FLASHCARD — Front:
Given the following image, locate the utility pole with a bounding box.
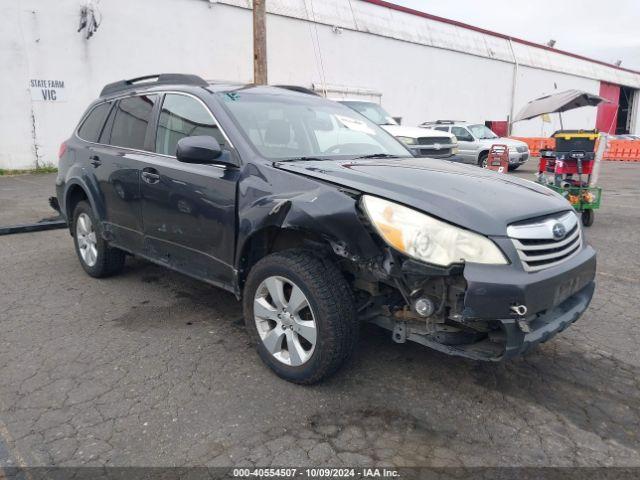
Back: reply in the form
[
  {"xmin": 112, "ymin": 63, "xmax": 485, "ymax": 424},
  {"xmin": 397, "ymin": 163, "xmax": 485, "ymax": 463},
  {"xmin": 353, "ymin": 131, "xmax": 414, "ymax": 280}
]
[{"xmin": 253, "ymin": 0, "xmax": 267, "ymax": 85}]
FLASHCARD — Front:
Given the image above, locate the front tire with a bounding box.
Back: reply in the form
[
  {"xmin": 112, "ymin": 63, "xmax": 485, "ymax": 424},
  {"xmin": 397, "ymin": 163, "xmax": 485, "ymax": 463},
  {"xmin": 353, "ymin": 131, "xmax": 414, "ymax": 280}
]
[
  {"xmin": 478, "ymin": 152, "xmax": 488, "ymax": 168},
  {"xmin": 243, "ymin": 249, "xmax": 358, "ymax": 384},
  {"xmin": 581, "ymin": 209, "xmax": 594, "ymax": 227},
  {"xmin": 72, "ymin": 201, "xmax": 125, "ymax": 278}
]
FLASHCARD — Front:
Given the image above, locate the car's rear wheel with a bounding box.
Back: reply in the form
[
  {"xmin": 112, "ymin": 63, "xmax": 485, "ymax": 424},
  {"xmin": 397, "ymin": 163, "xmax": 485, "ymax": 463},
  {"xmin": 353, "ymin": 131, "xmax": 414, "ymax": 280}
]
[
  {"xmin": 243, "ymin": 249, "xmax": 357, "ymax": 384},
  {"xmin": 72, "ymin": 201, "xmax": 125, "ymax": 277}
]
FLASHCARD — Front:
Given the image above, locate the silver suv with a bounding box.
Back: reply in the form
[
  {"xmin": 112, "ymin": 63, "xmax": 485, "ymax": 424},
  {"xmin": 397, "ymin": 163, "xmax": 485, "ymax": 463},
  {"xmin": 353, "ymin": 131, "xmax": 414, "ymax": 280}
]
[{"xmin": 421, "ymin": 120, "xmax": 530, "ymax": 170}]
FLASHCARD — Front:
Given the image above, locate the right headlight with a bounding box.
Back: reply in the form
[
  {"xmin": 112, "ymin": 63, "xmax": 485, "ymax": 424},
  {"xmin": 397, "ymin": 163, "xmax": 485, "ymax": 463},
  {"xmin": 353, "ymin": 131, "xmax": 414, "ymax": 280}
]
[
  {"xmin": 361, "ymin": 195, "xmax": 508, "ymax": 267},
  {"xmin": 396, "ymin": 136, "xmax": 417, "ymax": 145}
]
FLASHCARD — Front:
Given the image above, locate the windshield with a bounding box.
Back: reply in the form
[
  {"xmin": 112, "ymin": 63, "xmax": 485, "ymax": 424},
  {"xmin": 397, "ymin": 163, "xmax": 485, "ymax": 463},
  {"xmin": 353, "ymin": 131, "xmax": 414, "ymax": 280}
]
[
  {"xmin": 468, "ymin": 124, "xmax": 499, "ymax": 140},
  {"xmin": 339, "ymin": 101, "xmax": 398, "ymax": 126},
  {"xmin": 218, "ymin": 91, "xmax": 410, "ymax": 160}
]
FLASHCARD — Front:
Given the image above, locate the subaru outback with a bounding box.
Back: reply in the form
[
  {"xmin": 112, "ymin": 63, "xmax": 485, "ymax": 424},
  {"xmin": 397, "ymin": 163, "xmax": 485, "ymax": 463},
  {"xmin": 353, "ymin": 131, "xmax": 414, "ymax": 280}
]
[{"xmin": 55, "ymin": 74, "xmax": 596, "ymax": 384}]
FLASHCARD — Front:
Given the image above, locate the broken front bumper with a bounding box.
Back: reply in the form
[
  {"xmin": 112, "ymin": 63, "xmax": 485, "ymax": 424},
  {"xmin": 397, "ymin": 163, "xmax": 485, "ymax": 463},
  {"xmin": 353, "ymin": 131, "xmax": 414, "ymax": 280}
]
[
  {"xmin": 457, "ymin": 244, "xmax": 596, "ymax": 360},
  {"xmin": 384, "ymin": 278, "xmax": 595, "ymax": 361},
  {"xmin": 381, "ymin": 244, "xmax": 596, "ymax": 361},
  {"xmin": 462, "ymin": 244, "xmax": 596, "ymax": 320},
  {"xmin": 500, "ymin": 281, "xmax": 594, "ymax": 358}
]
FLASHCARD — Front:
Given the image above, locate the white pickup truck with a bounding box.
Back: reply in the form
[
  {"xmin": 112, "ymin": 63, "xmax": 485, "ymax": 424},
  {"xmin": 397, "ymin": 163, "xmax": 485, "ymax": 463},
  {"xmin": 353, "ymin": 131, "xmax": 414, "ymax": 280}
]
[{"xmin": 336, "ymin": 100, "xmax": 459, "ymax": 159}]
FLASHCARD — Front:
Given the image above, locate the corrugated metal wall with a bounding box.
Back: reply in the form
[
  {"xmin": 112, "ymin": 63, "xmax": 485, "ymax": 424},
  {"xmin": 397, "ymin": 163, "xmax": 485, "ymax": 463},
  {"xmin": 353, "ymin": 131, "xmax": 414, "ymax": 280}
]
[{"xmin": 221, "ymin": 0, "xmax": 640, "ymax": 88}]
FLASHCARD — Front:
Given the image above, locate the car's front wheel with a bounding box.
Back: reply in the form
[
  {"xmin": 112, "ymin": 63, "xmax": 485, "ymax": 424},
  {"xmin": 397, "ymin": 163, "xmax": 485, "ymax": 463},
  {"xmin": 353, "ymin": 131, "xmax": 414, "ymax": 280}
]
[
  {"xmin": 72, "ymin": 201, "xmax": 126, "ymax": 277},
  {"xmin": 478, "ymin": 152, "xmax": 488, "ymax": 168},
  {"xmin": 243, "ymin": 249, "xmax": 357, "ymax": 384}
]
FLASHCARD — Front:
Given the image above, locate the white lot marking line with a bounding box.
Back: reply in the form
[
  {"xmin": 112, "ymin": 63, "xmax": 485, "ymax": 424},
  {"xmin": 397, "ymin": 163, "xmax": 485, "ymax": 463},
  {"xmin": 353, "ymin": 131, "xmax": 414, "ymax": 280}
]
[{"xmin": 598, "ymin": 271, "xmax": 640, "ymax": 283}]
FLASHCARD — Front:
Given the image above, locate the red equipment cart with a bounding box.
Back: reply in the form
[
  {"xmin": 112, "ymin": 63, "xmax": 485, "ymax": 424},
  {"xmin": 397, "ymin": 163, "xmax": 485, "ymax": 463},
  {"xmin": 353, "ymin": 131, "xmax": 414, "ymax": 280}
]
[{"xmin": 485, "ymin": 144, "xmax": 510, "ymax": 173}]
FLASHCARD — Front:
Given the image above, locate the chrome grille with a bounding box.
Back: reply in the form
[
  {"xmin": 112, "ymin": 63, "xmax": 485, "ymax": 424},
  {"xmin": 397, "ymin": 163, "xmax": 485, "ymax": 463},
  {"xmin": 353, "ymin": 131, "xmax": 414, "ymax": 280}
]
[
  {"xmin": 417, "ymin": 136, "xmax": 452, "ymax": 145},
  {"xmin": 507, "ymin": 211, "xmax": 582, "ymax": 272}
]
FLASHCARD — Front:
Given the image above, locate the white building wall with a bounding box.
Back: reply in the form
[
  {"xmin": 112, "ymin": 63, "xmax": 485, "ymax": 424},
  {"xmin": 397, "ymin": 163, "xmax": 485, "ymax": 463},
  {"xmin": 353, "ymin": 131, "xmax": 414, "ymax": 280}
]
[
  {"xmin": 1, "ymin": 0, "xmax": 638, "ymax": 169},
  {"xmin": 267, "ymin": 16, "xmax": 515, "ymax": 127},
  {"xmin": 0, "ymin": 0, "xmax": 254, "ymax": 170},
  {"xmin": 511, "ymin": 67, "xmax": 601, "ymax": 137}
]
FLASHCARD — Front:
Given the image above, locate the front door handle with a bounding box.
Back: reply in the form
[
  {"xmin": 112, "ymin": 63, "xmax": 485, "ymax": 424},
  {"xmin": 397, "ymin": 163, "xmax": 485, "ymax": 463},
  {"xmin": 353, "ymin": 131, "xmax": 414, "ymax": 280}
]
[
  {"xmin": 89, "ymin": 155, "xmax": 102, "ymax": 168},
  {"xmin": 141, "ymin": 168, "xmax": 160, "ymax": 184}
]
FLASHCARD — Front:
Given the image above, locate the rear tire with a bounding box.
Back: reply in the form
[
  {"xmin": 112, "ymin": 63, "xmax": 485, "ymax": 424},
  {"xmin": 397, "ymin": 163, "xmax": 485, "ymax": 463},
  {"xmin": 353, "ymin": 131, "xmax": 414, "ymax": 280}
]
[
  {"xmin": 581, "ymin": 209, "xmax": 594, "ymax": 227},
  {"xmin": 72, "ymin": 201, "xmax": 126, "ymax": 278},
  {"xmin": 243, "ymin": 249, "xmax": 358, "ymax": 384}
]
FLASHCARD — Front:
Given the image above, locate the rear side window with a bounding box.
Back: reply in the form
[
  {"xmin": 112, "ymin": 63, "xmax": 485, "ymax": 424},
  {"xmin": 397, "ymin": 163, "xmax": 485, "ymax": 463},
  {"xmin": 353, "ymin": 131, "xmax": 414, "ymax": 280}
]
[
  {"xmin": 109, "ymin": 95, "xmax": 157, "ymax": 150},
  {"xmin": 77, "ymin": 102, "xmax": 112, "ymax": 142},
  {"xmin": 155, "ymin": 94, "xmax": 225, "ymax": 156},
  {"xmin": 434, "ymin": 126, "xmax": 449, "ymax": 132}
]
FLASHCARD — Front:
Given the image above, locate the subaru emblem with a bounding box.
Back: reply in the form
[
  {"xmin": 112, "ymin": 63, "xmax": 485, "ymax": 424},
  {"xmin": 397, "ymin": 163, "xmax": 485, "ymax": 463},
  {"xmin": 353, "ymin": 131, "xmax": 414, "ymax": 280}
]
[{"xmin": 552, "ymin": 223, "xmax": 566, "ymax": 239}]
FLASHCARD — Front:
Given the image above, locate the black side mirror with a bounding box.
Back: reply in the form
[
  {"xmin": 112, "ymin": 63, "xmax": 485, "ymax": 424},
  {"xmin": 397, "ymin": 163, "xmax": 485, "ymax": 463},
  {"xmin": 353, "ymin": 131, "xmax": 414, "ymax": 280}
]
[{"xmin": 176, "ymin": 136, "xmax": 228, "ymax": 165}]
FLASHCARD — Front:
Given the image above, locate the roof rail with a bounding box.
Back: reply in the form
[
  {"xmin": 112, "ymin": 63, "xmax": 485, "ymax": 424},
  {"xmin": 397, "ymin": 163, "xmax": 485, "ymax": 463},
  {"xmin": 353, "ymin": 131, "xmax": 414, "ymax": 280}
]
[
  {"xmin": 100, "ymin": 74, "xmax": 208, "ymax": 97},
  {"xmin": 274, "ymin": 85, "xmax": 320, "ymax": 96},
  {"xmin": 420, "ymin": 120, "xmax": 465, "ymax": 126}
]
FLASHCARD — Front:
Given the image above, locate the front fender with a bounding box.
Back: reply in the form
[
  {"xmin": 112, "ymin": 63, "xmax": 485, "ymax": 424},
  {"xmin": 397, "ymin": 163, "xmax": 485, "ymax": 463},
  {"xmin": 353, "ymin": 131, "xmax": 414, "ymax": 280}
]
[{"xmin": 236, "ymin": 179, "xmax": 381, "ymax": 270}]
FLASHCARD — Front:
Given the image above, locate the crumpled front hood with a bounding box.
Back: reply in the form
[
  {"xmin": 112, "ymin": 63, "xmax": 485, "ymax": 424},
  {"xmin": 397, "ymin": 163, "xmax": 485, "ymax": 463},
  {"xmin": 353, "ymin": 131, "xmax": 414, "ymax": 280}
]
[{"xmin": 275, "ymin": 157, "xmax": 570, "ymax": 236}]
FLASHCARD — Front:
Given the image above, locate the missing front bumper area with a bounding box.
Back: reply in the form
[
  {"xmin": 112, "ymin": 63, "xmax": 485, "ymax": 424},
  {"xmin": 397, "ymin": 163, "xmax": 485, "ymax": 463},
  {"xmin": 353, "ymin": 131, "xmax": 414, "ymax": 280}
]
[{"xmin": 367, "ymin": 281, "xmax": 595, "ymax": 361}]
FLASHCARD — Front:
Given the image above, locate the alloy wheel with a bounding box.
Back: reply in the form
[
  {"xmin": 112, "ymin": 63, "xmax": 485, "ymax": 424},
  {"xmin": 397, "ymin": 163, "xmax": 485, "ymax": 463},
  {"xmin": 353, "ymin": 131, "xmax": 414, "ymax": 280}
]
[
  {"xmin": 253, "ymin": 276, "xmax": 317, "ymax": 366},
  {"xmin": 76, "ymin": 213, "xmax": 98, "ymax": 267}
]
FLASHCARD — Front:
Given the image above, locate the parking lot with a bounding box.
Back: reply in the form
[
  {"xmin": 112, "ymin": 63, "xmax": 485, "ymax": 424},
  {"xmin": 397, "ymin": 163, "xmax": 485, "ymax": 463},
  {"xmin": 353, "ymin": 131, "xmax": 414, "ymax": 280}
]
[{"xmin": 0, "ymin": 161, "xmax": 639, "ymax": 468}]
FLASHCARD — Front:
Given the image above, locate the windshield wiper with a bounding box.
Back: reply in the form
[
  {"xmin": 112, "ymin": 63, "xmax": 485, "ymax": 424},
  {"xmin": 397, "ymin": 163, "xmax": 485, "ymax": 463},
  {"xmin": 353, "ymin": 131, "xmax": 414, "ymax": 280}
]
[
  {"xmin": 277, "ymin": 156, "xmax": 326, "ymax": 162},
  {"xmin": 355, "ymin": 153, "xmax": 401, "ymax": 159}
]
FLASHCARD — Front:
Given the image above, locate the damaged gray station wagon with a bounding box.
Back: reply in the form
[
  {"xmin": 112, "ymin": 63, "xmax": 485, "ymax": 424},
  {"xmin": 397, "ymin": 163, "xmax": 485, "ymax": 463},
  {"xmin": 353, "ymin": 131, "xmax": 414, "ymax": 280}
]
[{"xmin": 55, "ymin": 74, "xmax": 596, "ymax": 384}]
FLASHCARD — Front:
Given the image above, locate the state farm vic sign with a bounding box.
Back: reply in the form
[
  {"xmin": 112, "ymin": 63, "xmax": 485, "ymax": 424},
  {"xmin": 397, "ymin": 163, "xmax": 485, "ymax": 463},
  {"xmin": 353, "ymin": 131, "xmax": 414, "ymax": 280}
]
[{"xmin": 29, "ymin": 79, "xmax": 66, "ymax": 102}]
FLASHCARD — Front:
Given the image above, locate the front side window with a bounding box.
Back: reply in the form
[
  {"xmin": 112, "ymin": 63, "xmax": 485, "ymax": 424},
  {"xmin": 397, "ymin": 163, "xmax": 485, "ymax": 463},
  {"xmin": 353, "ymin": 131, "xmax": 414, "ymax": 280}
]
[
  {"xmin": 155, "ymin": 94, "xmax": 225, "ymax": 156},
  {"xmin": 109, "ymin": 95, "xmax": 157, "ymax": 150},
  {"xmin": 77, "ymin": 102, "xmax": 112, "ymax": 142},
  {"xmin": 219, "ymin": 92, "xmax": 409, "ymax": 160},
  {"xmin": 468, "ymin": 124, "xmax": 498, "ymax": 139},
  {"xmin": 452, "ymin": 126, "xmax": 474, "ymax": 142}
]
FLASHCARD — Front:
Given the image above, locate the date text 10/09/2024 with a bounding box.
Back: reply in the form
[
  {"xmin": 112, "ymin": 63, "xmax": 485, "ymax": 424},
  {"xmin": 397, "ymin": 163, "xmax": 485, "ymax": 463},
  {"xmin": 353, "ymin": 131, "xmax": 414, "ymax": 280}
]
[{"xmin": 232, "ymin": 468, "xmax": 401, "ymax": 478}]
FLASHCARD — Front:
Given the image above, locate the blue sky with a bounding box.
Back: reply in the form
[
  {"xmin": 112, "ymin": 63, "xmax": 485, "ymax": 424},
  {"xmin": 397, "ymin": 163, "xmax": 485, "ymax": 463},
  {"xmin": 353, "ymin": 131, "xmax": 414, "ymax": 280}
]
[{"xmin": 389, "ymin": 0, "xmax": 640, "ymax": 71}]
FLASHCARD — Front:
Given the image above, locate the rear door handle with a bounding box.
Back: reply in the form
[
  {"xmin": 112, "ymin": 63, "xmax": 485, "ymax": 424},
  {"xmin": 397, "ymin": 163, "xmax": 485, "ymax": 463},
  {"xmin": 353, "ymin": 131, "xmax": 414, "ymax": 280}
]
[
  {"xmin": 89, "ymin": 155, "xmax": 102, "ymax": 167},
  {"xmin": 141, "ymin": 167, "xmax": 160, "ymax": 184}
]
